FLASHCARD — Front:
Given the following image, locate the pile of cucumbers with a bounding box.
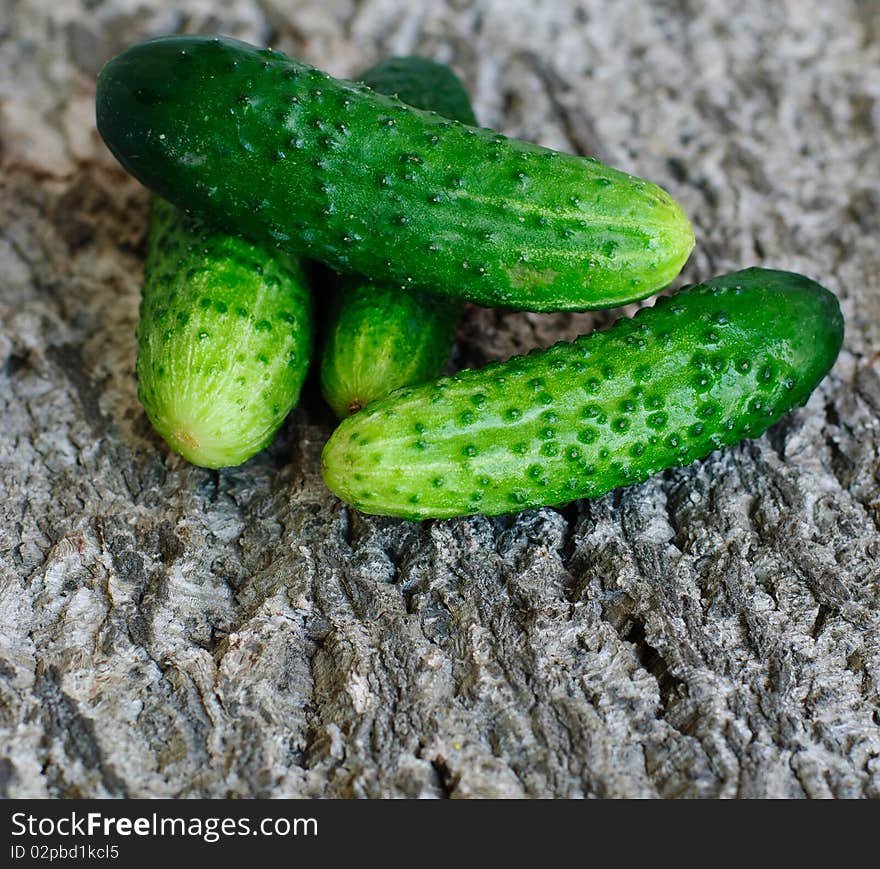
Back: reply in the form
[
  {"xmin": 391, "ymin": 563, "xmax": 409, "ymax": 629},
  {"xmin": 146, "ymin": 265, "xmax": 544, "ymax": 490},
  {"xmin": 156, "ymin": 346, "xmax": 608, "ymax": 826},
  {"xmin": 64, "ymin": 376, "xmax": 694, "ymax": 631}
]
[{"xmin": 96, "ymin": 36, "xmax": 844, "ymax": 520}]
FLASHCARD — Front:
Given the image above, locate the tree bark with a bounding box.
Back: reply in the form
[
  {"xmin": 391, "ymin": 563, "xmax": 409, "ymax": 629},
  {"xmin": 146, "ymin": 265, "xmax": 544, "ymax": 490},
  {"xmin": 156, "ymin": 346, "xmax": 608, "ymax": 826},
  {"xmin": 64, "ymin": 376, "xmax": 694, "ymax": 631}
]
[{"xmin": 1, "ymin": 0, "xmax": 878, "ymax": 798}]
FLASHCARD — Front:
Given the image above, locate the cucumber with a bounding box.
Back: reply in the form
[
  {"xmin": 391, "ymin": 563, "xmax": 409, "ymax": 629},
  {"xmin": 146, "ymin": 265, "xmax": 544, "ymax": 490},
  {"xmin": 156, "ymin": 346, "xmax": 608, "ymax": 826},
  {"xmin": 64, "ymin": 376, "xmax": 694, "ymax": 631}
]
[
  {"xmin": 96, "ymin": 35, "xmax": 694, "ymax": 312},
  {"xmin": 137, "ymin": 197, "xmax": 313, "ymax": 468},
  {"xmin": 321, "ymin": 280, "xmax": 461, "ymax": 418},
  {"xmin": 356, "ymin": 56, "xmax": 478, "ymax": 128},
  {"xmin": 321, "ymin": 269, "xmax": 844, "ymax": 520},
  {"xmin": 321, "ymin": 57, "xmax": 476, "ymax": 418}
]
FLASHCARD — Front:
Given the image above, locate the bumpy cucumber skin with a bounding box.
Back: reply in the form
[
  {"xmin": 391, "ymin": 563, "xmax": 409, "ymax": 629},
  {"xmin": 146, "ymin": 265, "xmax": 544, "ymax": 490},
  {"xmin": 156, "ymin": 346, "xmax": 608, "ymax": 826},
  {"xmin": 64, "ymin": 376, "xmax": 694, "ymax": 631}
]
[
  {"xmin": 357, "ymin": 56, "xmax": 478, "ymax": 127},
  {"xmin": 321, "ymin": 57, "xmax": 476, "ymax": 418},
  {"xmin": 96, "ymin": 36, "xmax": 694, "ymax": 312},
  {"xmin": 321, "ymin": 268, "xmax": 844, "ymax": 520},
  {"xmin": 138, "ymin": 198, "xmax": 313, "ymax": 468},
  {"xmin": 322, "ymin": 281, "xmax": 461, "ymax": 417}
]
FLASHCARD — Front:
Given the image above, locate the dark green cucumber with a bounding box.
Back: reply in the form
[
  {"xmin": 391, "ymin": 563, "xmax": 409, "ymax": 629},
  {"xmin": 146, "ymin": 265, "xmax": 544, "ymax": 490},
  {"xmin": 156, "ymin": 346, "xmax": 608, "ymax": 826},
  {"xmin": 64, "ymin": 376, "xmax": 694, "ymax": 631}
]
[
  {"xmin": 96, "ymin": 35, "xmax": 694, "ymax": 312},
  {"xmin": 321, "ymin": 268, "xmax": 844, "ymax": 519},
  {"xmin": 357, "ymin": 56, "xmax": 478, "ymax": 128},
  {"xmin": 138, "ymin": 197, "xmax": 313, "ymax": 468},
  {"xmin": 321, "ymin": 57, "xmax": 477, "ymax": 418}
]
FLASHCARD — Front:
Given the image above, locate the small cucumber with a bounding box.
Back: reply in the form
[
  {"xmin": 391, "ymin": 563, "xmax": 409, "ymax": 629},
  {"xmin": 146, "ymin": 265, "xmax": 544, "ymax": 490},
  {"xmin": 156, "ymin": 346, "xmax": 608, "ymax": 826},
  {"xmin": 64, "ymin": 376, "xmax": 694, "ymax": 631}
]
[
  {"xmin": 321, "ymin": 268, "xmax": 844, "ymax": 519},
  {"xmin": 321, "ymin": 57, "xmax": 477, "ymax": 418},
  {"xmin": 356, "ymin": 56, "xmax": 478, "ymax": 128},
  {"xmin": 322, "ymin": 281, "xmax": 461, "ymax": 418},
  {"xmin": 96, "ymin": 35, "xmax": 694, "ymax": 312},
  {"xmin": 137, "ymin": 197, "xmax": 313, "ymax": 468}
]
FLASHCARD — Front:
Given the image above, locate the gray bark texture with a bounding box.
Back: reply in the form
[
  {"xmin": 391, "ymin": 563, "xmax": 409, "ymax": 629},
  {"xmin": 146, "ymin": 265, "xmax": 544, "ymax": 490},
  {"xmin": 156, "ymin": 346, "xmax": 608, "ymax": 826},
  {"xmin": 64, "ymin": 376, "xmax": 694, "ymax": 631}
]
[{"xmin": 1, "ymin": 0, "xmax": 879, "ymax": 799}]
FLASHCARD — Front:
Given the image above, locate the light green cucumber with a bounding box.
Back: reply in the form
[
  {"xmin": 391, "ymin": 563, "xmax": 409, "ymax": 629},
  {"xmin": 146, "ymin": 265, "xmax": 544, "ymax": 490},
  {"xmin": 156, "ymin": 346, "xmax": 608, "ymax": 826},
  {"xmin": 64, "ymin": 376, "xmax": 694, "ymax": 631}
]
[
  {"xmin": 321, "ymin": 282, "xmax": 461, "ymax": 417},
  {"xmin": 96, "ymin": 35, "xmax": 694, "ymax": 312},
  {"xmin": 137, "ymin": 197, "xmax": 313, "ymax": 468},
  {"xmin": 321, "ymin": 57, "xmax": 478, "ymax": 418},
  {"xmin": 321, "ymin": 269, "xmax": 844, "ymax": 519}
]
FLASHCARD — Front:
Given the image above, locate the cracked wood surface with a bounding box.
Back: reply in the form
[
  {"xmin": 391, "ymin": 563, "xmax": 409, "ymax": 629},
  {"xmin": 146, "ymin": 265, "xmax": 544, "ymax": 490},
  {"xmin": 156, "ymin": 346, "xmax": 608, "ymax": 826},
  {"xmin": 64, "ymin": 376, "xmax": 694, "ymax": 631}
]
[{"xmin": 1, "ymin": 0, "xmax": 879, "ymax": 798}]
